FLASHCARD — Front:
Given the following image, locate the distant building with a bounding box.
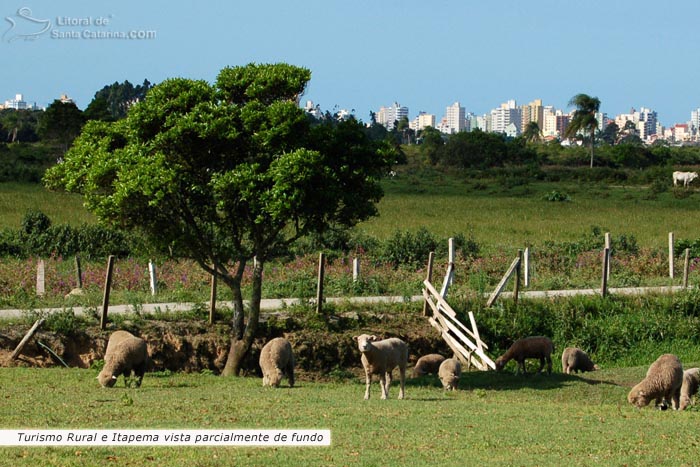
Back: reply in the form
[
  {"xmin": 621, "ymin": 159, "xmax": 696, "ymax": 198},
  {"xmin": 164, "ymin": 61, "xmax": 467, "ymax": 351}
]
[
  {"xmin": 440, "ymin": 101, "xmax": 466, "ymax": 134},
  {"xmin": 304, "ymin": 100, "xmax": 324, "ymax": 119},
  {"xmin": 4, "ymin": 94, "xmax": 28, "ymax": 110},
  {"xmin": 490, "ymin": 100, "xmax": 521, "ymax": 135},
  {"xmin": 520, "ymin": 99, "xmax": 544, "ymax": 134},
  {"xmin": 376, "ymin": 102, "xmax": 408, "ymax": 130},
  {"xmin": 59, "ymin": 93, "xmax": 75, "ymax": 104},
  {"xmin": 409, "ymin": 112, "xmax": 436, "ymax": 132}
]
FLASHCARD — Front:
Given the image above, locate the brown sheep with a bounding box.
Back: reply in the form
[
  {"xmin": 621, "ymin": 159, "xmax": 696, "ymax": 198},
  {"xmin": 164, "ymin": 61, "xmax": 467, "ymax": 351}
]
[
  {"xmin": 679, "ymin": 367, "xmax": 700, "ymax": 411},
  {"xmin": 412, "ymin": 353, "xmax": 445, "ymax": 378},
  {"xmin": 438, "ymin": 358, "xmax": 461, "ymax": 391},
  {"xmin": 259, "ymin": 337, "xmax": 295, "ymax": 388},
  {"xmin": 97, "ymin": 330, "xmax": 148, "ymax": 388},
  {"xmin": 495, "ymin": 336, "xmax": 554, "ymax": 375},
  {"xmin": 561, "ymin": 347, "xmax": 599, "ymax": 374},
  {"xmin": 354, "ymin": 334, "xmax": 408, "ymax": 400},
  {"xmin": 628, "ymin": 354, "xmax": 683, "ymax": 410}
]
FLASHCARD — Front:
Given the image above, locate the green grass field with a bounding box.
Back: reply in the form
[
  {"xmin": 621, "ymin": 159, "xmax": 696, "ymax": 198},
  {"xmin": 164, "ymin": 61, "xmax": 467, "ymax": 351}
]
[{"xmin": 0, "ymin": 366, "xmax": 698, "ymax": 467}]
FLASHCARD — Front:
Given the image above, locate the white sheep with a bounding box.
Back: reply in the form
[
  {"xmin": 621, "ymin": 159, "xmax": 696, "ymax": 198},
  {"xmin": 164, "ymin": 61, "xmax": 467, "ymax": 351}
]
[
  {"xmin": 412, "ymin": 353, "xmax": 445, "ymax": 378},
  {"xmin": 259, "ymin": 337, "xmax": 295, "ymax": 388},
  {"xmin": 628, "ymin": 354, "xmax": 683, "ymax": 410},
  {"xmin": 353, "ymin": 334, "xmax": 408, "ymax": 400},
  {"xmin": 679, "ymin": 367, "xmax": 700, "ymax": 411},
  {"xmin": 97, "ymin": 330, "xmax": 148, "ymax": 388},
  {"xmin": 561, "ymin": 347, "xmax": 599, "ymax": 374},
  {"xmin": 438, "ymin": 358, "xmax": 461, "ymax": 391},
  {"xmin": 495, "ymin": 336, "xmax": 554, "ymax": 375}
]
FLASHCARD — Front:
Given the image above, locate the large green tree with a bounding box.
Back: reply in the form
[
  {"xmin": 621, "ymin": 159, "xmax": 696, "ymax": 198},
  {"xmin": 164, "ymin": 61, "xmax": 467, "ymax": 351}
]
[
  {"xmin": 564, "ymin": 93, "xmax": 601, "ymax": 168},
  {"xmin": 44, "ymin": 63, "xmax": 395, "ymax": 375},
  {"xmin": 37, "ymin": 100, "xmax": 85, "ymax": 150}
]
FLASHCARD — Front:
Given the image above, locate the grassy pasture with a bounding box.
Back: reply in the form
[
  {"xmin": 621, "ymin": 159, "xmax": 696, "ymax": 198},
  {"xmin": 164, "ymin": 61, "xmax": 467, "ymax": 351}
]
[
  {"xmin": 1, "ymin": 366, "xmax": 699, "ymax": 467},
  {"xmin": 0, "ymin": 183, "xmax": 93, "ymax": 228}
]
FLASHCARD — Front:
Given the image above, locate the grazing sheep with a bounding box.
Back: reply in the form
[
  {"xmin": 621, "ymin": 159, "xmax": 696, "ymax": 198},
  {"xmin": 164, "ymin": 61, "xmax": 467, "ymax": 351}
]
[
  {"xmin": 679, "ymin": 367, "xmax": 700, "ymax": 411},
  {"xmin": 438, "ymin": 358, "xmax": 461, "ymax": 391},
  {"xmin": 561, "ymin": 347, "xmax": 599, "ymax": 374},
  {"xmin": 354, "ymin": 334, "xmax": 408, "ymax": 400},
  {"xmin": 259, "ymin": 337, "xmax": 295, "ymax": 388},
  {"xmin": 412, "ymin": 353, "xmax": 445, "ymax": 378},
  {"xmin": 495, "ymin": 336, "xmax": 554, "ymax": 375},
  {"xmin": 628, "ymin": 354, "xmax": 683, "ymax": 410},
  {"xmin": 97, "ymin": 330, "xmax": 148, "ymax": 388}
]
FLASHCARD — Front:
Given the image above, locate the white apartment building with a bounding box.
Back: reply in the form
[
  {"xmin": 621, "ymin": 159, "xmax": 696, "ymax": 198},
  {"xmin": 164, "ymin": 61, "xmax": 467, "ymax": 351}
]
[
  {"xmin": 376, "ymin": 102, "xmax": 408, "ymax": 130},
  {"xmin": 490, "ymin": 99, "xmax": 521, "ymax": 135},
  {"xmin": 3, "ymin": 94, "xmax": 29, "ymax": 110},
  {"xmin": 409, "ymin": 112, "xmax": 436, "ymax": 132},
  {"xmin": 440, "ymin": 101, "xmax": 466, "ymax": 134}
]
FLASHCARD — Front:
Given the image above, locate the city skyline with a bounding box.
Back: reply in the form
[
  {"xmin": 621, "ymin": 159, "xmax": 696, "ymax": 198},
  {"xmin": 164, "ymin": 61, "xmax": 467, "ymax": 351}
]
[{"xmin": 3, "ymin": 1, "xmax": 700, "ymax": 128}]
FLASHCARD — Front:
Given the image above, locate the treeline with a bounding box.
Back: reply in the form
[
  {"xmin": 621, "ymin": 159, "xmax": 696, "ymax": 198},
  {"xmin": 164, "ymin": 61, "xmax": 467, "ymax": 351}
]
[{"xmin": 418, "ymin": 126, "xmax": 700, "ymax": 170}]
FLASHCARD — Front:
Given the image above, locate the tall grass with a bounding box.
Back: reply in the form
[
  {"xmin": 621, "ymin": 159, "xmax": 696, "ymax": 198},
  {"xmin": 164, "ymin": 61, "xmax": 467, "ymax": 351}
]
[
  {"xmin": 0, "ymin": 367, "xmax": 699, "ymax": 466},
  {"xmin": 0, "ymin": 183, "xmax": 93, "ymax": 228}
]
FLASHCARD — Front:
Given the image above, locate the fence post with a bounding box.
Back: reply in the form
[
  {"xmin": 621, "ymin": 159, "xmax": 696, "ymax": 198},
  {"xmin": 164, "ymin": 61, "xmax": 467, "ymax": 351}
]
[
  {"xmin": 209, "ymin": 272, "xmax": 217, "ymax": 325},
  {"xmin": 36, "ymin": 259, "xmax": 45, "ymax": 297},
  {"xmin": 513, "ymin": 249, "xmax": 522, "ymax": 306},
  {"xmin": 100, "ymin": 255, "xmax": 115, "ymax": 330},
  {"xmin": 316, "ymin": 252, "xmax": 325, "ymax": 314},
  {"xmin": 669, "ymin": 232, "xmax": 675, "ymax": 279},
  {"xmin": 523, "ymin": 247, "xmax": 530, "ymax": 288},
  {"xmin": 75, "ymin": 255, "xmax": 83, "ymax": 289},
  {"xmin": 423, "ymin": 251, "xmax": 435, "ymax": 317},
  {"xmin": 601, "ymin": 247, "xmax": 610, "ymax": 298},
  {"xmin": 683, "ymin": 248, "xmax": 690, "ymax": 289},
  {"xmin": 352, "ymin": 257, "xmax": 360, "ymax": 283},
  {"xmin": 604, "ymin": 232, "xmax": 611, "ymax": 280},
  {"xmin": 148, "ymin": 260, "xmax": 157, "ymax": 296}
]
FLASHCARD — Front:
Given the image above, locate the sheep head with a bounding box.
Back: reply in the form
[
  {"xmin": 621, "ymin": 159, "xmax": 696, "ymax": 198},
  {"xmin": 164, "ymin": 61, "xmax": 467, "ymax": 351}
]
[
  {"xmin": 97, "ymin": 371, "xmax": 118, "ymax": 388},
  {"xmin": 354, "ymin": 334, "xmax": 378, "ymax": 353}
]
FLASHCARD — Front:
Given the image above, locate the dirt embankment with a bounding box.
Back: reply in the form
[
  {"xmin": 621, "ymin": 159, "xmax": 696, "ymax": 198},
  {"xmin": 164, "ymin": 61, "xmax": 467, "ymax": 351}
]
[{"xmin": 0, "ymin": 311, "xmax": 448, "ymax": 379}]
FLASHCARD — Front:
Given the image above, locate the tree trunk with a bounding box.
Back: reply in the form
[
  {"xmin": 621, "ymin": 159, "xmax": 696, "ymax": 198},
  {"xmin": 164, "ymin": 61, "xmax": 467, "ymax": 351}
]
[
  {"xmin": 589, "ymin": 128, "xmax": 595, "ymax": 168},
  {"xmin": 221, "ymin": 259, "xmax": 264, "ymax": 376}
]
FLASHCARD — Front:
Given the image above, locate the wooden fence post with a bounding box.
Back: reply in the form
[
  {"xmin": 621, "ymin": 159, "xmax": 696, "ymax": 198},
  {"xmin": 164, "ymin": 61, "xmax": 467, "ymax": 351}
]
[
  {"xmin": 423, "ymin": 251, "xmax": 435, "ymax": 317},
  {"xmin": 601, "ymin": 247, "xmax": 610, "ymax": 298},
  {"xmin": 75, "ymin": 255, "xmax": 83, "ymax": 289},
  {"xmin": 209, "ymin": 272, "xmax": 217, "ymax": 325},
  {"xmin": 100, "ymin": 255, "xmax": 115, "ymax": 330},
  {"xmin": 316, "ymin": 252, "xmax": 325, "ymax": 314},
  {"xmin": 11, "ymin": 318, "xmax": 45, "ymax": 360},
  {"xmin": 513, "ymin": 250, "xmax": 522, "ymax": 306},
  {"xmin": 148, "ymin": 260, "xmax": 157, "ymax": 296},
  {"xmin": 352, "ymin": 257, "xmax": 360, "ymax": 283},
  {"xmin": 36, "ymin": 259, "xmax": 45, "ymax": 297},
  {"xmin": 683, "ymin": 248, "xmax": 690, "ymax": 289},
  {"xmin": 523, "ymin": 247, "xmax": 530, "ymax": 288},
  {"xmin": 669, "ymin": 232, "xmax": 675, "ymax": 279},
  {"xmin": 604, "ymin": 232, "xmax": 611, "ymax": 280}
]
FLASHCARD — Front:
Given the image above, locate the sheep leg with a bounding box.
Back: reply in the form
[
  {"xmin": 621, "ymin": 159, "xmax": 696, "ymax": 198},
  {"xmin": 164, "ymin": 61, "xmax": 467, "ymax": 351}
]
[
  {"xmin": 517, "ymin": 359, "xmax": 526, "ymax": 375},
  {"xmin": 546, "ymin": 356, "xmax": 552, "ymax": 374},
  {"xmin": 379, "ymin": 373, "xmax": 389, "ymax": 400},
  {"xmin": 398, "ymin": 365, "xmax": 406, "ymax": 400},
  {"xmin": 364, "ymin": 370, "xmax": 372, "ymax": 400},
  {"xmin": 287, "ymin": 360, "xmax": 295, "ymax": 388},
  {"xmin": 535, "ymin": 357, "xmax": 545, "ymax": 374},
  {"xmin": 671, "ymin": 388, "xmax": 681, "ymax": 410},
  {"xmin": 133, "ymin": 362, "xmax": 146, "ymax": 388}
]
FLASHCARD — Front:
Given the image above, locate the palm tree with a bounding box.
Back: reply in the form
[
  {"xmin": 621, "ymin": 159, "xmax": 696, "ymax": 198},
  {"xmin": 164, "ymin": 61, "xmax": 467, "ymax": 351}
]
[
  {"xmin": 565, "ymin": 93, "xmax": 601, "ymax": 168},
  {"xmin": 522, "ymin": 121, "xmax": 543, "ymax": 143}
]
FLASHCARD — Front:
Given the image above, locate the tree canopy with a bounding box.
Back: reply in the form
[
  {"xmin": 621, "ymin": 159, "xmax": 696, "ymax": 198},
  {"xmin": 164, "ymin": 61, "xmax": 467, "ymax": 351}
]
[{"xmin": 44, "ymin": 63, "xmax": 396, "ymax": 375}]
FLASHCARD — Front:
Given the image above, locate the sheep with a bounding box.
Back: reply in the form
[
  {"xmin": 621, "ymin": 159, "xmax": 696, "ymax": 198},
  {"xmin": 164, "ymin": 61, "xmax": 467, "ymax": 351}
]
[
  {"xmin": 412, "ymin": 353, "xmax": 445, "ymax": 378},
  {"xmin": 561, "ymin": 347, "xmax": 599, "ymax": 374},
  {"xmin": 259, "ymin": 337, "xmax": 295, "ymax": 388},
  {"xmin": 495, "ymin": 336, "xmax": 554, "ymax": 375},
  {"xmin": 97, "ymin": 330, "xmax": 148, "ymax": 388},
  {"xmin": 679, "ymin": 367, "xmax": 700, "ymax": 411},
  {"xmin": 438, "ymin": 358, "xmax": 461, "ymax": 391},
  {"xmin": 627, "ymin": 354, "xmax": 683, "ymax": 410},
  {"xmin": 353, "ymin": 334, "xmax": 408, "ymax": 400}
]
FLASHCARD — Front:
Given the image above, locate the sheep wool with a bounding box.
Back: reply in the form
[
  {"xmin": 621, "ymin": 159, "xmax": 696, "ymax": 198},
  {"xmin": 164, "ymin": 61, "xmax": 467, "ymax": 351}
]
[
  {"xmin": 628, "ymin": 354, "xmax": 683, "ymax": 410},
  {"xmin": 495, "ymin": 336, "xmax": 554, "ymax": 375},
  {"xmin": 679, "ymin": 367, "xmax": 700, "ymax": 411},
  {"xmin": 412, "ymin": 353, "xmax": 445, "ymax": 378},
  {"xmin": 561, "ymin": 347, "xmax": 599, "ymax": 374},
  {"xmin": 259, "ymin": 337, "xmax": 295, "ymax": 388},
  {"xmin": 97, "ymin": 330, "xmax": 148, "ymax": 388},
  {"xmin": 438, "ymin": 358, "xmax": 461, "ymax": 391},
  {"xmin": 354, "ymin": 334, "xmax": 408, "ymax": 400}
]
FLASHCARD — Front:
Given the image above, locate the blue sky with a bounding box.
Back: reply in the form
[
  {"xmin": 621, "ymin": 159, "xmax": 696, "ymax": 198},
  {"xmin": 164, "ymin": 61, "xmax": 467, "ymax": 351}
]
[{"xmin": 3, "ymin": 0, "xmax": 699, "ymax": 127}]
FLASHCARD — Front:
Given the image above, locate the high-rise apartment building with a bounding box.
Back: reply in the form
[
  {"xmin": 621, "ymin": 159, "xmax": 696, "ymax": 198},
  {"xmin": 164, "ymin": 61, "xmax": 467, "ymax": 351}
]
[
  {"xmin": 376, "ymin": 102, "xmax": 408, "ymax": 130},
  {"xmin": 409, "ymin": 112, "xmax": 436, "ymax": 132},
  {"xmin": 520, "ymin": 99, "xmax": 544, "ymax": 134},
  {"xmin": 441, "ymin": 101, "xmax": 466, "ymax": 134},
  {"xmin": 490, "ymin": 100, "xmax": 521, "ymax": 135}
]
